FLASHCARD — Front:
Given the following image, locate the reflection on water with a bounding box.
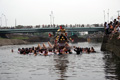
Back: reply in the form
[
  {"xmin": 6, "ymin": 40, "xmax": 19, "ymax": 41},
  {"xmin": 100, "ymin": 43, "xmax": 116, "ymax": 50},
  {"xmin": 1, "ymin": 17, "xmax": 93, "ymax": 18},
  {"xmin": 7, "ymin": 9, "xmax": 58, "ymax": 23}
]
[
  {"xmin": 54, "ymin": 55, "xmax": 69, "ymax": 80},
  {"xmin": 103, "ymin": 52, "xmax": 120, "ymax": 80},
  {"xmin": 0, "ymin": 42, "xmax": 120, "ymax": 80}
]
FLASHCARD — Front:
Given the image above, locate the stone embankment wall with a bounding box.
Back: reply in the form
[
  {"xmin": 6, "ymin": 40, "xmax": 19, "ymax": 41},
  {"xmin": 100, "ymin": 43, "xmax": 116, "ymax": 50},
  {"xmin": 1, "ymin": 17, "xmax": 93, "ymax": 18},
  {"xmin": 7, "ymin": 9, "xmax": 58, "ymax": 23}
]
[{"xmin": 101, "ymin": 33, "xmax": 120, "ymax": 58}]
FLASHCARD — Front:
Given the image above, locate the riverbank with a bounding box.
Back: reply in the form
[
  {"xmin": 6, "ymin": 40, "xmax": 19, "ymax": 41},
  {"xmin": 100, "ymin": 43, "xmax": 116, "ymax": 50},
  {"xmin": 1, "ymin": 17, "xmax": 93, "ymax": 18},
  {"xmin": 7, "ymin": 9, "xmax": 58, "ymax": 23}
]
[
  {"xmin": 0, "ymin": 36, "xmax": 50, "ymax": 46},
  {"xmin": 0, "ymin": 35, "xmax": 88, "ymax": 46},
  {"xmin": 101, "ymin": 33, "xmax": 120, "ymax": 58},
  {"xmin": 87, "ymin": 32, "xmax": 104, "ymax": 42},
  {"xmin": 0, "ymin": 39, "xmax": 29, "ymax": 46}
]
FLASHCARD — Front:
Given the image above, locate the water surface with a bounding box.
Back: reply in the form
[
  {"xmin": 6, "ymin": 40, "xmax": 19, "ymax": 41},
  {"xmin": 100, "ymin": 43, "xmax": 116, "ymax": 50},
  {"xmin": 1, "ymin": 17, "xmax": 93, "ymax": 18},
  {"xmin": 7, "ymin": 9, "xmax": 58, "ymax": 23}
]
[{"xmin": 0, "ymin": 42, "xmax": 119, "ymax": 80}]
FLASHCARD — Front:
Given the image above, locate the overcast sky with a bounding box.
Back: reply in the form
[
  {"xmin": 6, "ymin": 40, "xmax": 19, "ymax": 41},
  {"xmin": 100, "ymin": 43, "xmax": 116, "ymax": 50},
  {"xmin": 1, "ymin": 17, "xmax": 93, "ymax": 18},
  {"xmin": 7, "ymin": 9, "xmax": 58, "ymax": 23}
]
[{"xmin": 0, "ymin": 0, "xmax": 120, "ymax": 26}]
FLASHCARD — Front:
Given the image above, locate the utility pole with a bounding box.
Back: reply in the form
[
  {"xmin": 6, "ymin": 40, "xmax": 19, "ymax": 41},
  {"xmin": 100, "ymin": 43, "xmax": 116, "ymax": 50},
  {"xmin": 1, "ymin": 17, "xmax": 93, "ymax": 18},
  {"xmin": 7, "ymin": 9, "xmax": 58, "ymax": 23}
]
[
  {"xmin": 51, "ymin": 11, "xmax": 53, "ymax": 25},
  {"xmin": 1, "ymin": 14, "xmax": 3, "ymax": 27},
  {"xmin": 3, "ymin": 14, "xmax": 7, "ymax": 27},
  {"xmin": 107, "ymin": 9, "xmax": 109, "ymax": 23},
  {"xmin": 51, "ymin": 11, "xmax": 54, "ymax": 25},
  {"xmin": 49, "ymin": 14, "xmax": 52, "ymax": 27},
  {"xmin": 103, "ymin": 10, "xmax": 105, "ymax": 23},
  {"xmin": 53, "ymin": 16, "xmax": 54, "ymax": 25},
  {"xmin": 1, "ymin": 14, "xmax": 7, "ymax": 27},
  {"xmin": 50, "ymin": 11, "xmax": 54, "ymax": 27},
  {"xmin": 0, "ymin": 17, "xmax": 1, "ymax": 27},
  {"xmin": 117, "ymin": 10, "xmax": 120, "ymax": 17},
  {"xmin": 15, "ymin": 19, "xmax": 17, "ymax": 27}
]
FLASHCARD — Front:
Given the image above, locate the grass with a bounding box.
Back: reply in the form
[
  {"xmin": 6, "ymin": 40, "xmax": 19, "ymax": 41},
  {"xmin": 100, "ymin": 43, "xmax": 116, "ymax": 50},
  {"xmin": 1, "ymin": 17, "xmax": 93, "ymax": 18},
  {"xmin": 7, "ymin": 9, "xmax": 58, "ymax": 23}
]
[
  {"xmin": 0, "ymin": 36, "xmax": 29, "ymax": 39},
  {"xmin": 0, "ymin": 37, "xmax": 5, "ymax": 39}
]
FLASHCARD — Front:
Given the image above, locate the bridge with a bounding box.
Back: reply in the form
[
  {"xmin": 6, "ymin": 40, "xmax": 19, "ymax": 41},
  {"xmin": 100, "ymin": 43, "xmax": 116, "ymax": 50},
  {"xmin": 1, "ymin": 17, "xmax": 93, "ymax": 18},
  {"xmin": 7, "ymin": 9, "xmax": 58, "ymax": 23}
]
[{"xmin": 0, "ymin": 27, "xmax": 104, "ymax": 38}]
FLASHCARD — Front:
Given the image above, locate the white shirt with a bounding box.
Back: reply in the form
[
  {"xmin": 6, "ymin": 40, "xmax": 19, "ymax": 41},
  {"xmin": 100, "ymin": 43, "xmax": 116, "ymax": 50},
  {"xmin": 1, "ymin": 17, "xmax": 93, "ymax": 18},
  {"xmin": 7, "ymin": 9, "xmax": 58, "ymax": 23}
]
[
  {"xmin": 56, "ymin": 52, "xmax": 59, "ymax": 54},
  {"xmin": 118, "ymin": 19, "xmax": 120, "ymax": 23},
  {"xmin": 48, "ymin": 52, "xmax": 54, "ymax": 55},
  {"xmin": 117, "ymin": 27, "xmax": 120, "ymax": 32},
  {"xmin": 29, "ymin": 52, "xmax": 34, "ymax": 55},
  {"xmin": 17, "ymin": 51, "xmax": 20, "ymax": 54},
  {"xmin": 106, "ymin": 24, "xmax": 109, "ymax": 29}
]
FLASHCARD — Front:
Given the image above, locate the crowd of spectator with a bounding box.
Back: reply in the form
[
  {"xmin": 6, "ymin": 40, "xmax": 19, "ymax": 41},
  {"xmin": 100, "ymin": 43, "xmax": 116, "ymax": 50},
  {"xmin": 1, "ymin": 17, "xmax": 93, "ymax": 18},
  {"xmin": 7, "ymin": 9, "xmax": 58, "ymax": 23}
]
[
  {"xmin": 0, "ymin": 24, "xmax": 103, "ymax": 29},
  {"xmin": 104, "ymin": 16, "xmax": 120, "ymax": 39}
]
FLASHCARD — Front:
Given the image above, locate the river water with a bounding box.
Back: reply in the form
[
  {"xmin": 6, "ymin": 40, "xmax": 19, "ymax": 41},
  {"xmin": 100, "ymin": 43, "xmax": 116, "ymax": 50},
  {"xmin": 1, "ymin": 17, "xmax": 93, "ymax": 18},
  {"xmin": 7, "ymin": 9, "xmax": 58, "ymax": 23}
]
[{"xmin": 0, "ymin": 42, "xmax": 120, "ymax": 80}]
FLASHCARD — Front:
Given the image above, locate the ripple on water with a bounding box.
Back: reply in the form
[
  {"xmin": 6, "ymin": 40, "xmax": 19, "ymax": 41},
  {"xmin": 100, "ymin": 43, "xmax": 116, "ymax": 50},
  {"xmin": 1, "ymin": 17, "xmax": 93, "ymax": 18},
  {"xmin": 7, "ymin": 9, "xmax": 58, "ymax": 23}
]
[{"xmin": 0, "ymin": 42, "xmax": 119, "ymax": 80}]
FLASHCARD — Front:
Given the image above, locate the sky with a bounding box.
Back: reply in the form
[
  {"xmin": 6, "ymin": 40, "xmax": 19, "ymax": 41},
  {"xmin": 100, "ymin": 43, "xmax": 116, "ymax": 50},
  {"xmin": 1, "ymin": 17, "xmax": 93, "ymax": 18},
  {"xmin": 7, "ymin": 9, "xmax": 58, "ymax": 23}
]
[{"xmin": 0, "ymin": 0, "xmax": 120, "ymax": 27}]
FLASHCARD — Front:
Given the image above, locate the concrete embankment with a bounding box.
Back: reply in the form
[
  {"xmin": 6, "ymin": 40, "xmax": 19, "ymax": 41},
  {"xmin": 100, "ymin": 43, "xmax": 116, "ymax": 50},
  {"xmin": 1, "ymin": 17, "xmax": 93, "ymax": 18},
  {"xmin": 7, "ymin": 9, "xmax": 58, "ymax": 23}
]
[
  {"xmin": 101, "ymin": 33, "xmax": 120, "ymax": 58},
  {"xmin": 87, "ymin": 32, "xmax": 104, "ymax": 42},
  {"xmin": 0, "ymin": 39, "xmax": 29, "ymax": 46},
  {"xmin": 0, "ymin": 36, "xmax": 87, "ymax": 46},
  {"xmin": 26, "ymin": 37, "xmax": 49, "ymax": 42}
]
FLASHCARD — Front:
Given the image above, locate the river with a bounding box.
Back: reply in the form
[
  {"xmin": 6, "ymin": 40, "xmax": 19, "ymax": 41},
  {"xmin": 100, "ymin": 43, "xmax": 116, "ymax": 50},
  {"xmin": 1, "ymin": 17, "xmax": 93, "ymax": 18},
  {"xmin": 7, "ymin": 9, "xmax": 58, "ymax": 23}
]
[{"xmin": 0, "ymin": 42, "xmax": 120, "ymax": 80}]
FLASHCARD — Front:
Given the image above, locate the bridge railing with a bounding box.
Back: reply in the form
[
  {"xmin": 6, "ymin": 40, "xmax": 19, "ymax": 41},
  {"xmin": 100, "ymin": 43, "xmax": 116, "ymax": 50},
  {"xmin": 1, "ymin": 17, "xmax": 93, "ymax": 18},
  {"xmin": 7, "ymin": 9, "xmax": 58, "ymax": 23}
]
[{"xmin": 0, "ymin": 27, "xmax": 104, "ymax": 34}]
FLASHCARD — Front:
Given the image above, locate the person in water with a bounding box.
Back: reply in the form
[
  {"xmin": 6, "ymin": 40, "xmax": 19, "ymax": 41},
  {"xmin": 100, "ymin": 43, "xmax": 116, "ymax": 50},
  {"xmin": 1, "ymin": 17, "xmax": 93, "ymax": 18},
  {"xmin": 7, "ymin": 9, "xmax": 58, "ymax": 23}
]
[
  {"xmin": 74, "ymin": 47, "xmax": 82, "ymax": 55},
  {"xmin": 11, "ymin": 49, "xmax": 14, "ymax": 53},
  {"xmin": 90, "ymin": 47, "xmax": 96, "ymax": 53}
]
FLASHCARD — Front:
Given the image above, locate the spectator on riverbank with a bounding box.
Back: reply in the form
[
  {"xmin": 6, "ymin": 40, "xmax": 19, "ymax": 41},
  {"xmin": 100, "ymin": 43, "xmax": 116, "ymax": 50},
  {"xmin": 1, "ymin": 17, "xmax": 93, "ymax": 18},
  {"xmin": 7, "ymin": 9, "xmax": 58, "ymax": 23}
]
[
  {"xmin": 104, "ymin": 16, "xmax": 120, "ymax": 40},
  {"xmin": 109, "ymin": 21, "xmax": 119, "ymax": 39},
  {"xmin": 104, "ymin": 22, "xmax": 109, "ymax": 35},
  {"xmin": 118, "ymin": 16, "xmax": 120, "ymax": 23},
  {"xmin": 113, "ymin": 19, "xmax": 117, "ymax": 28},
  {"xmin": 109, "ymin": 21, "xmax": 114, "ymax": 34},
  {"xmin": 117, "ymin": 23, "xmax": 120, "ymax": 39}
]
